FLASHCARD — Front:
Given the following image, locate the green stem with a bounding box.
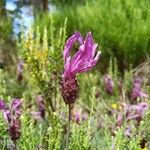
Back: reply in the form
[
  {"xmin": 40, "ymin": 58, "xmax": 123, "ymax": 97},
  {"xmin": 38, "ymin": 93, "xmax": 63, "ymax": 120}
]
[
  {"xmin": 14, "ymin": 141, "xmax": 17, "ymax": 150},
  {"xmin": 66, "ymin": 104, "xmax": 71, "ymax": 150}
]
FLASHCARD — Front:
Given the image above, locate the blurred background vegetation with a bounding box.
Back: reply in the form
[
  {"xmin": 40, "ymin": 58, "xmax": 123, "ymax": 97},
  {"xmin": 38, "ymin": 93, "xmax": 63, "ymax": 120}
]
[{"xmin": 0, "ymin": 0, "xmax": 150, "ymax": 72}]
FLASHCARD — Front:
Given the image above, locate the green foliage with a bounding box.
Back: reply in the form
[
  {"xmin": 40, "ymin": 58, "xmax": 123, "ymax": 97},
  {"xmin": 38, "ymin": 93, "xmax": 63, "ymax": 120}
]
[
  {"xmin": 18, "ymin": 15, "xmax": 67, "ymax": 112},
  {"xmin": 114, "ymin": 127, "xmax": 141, "ymax": 150},
  {"xmin": 70, "ymin": 120, "xmax": 91, "ymax": 150},
  {"xmin": 0, "ymin": 62, "xmax": 150, "ymax": 149},
  {"xmin": 50, "ymin": 0, "xmax": 85, "ymax": 7},
  {"xmin": 52, "ymin": 0, "xmax": 150, "ymax": 69},
  {"xmin": 0, "ymin": 69, "xmax": 26, "ymax": 98},
  {"xmin": 142, "ymin": 110, "xmax": 150, "ymax": 141}
]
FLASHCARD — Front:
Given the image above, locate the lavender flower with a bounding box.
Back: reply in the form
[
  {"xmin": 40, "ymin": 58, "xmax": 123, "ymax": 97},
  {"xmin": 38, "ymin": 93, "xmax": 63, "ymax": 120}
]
[
  {"xmin": 117, "ymin": 112, "xmax": 123, "ymax": 127},
  {"xmin": 117, "ymin": 102, "xmax": 149, "ymax": 126},
  {"xmin": 73, "ymin": 112, "xmax": 80, "ymax": 123},
  {"xmin": 61, "ymin": 31, "xmax": 100, "ymax": 104},
  {"xmin": 31, "ymin": 95, "xmax": 45, "ymax": 121},
  {"xmin": 124, "ymin": 126, "xmax": 133, "ymax": 138},
  {"xmin": 0, "ymin": 99, "xmax": 22, "ymax": 141},
  {"xmin": 17, "ymin": 59, "xmax": 24, "ymax": 81},
  {"xmin": 103, "ymin": 75, "xmax": 114, "ymax": 95},
  {"xmin": 131, "ymin": 77, "xmax": 148, "ymax": 100},
  {"xmin": 73, "ymin": 111, "xmax": 87, "ymax": 123},
  {"xmin": 127, "ymin": 102, "xmax": 149, "ymax": 123},
  {"xmin": 82, "ymin": 114, "xmax": 87, "ymax": 121},
  {"xmin": 0, "ymin": 99, "xmax": 5, "ymax": 109}
]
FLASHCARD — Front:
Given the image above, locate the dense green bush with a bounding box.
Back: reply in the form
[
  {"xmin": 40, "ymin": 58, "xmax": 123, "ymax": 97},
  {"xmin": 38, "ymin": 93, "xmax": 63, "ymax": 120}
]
[
  {"xmin": 50, "ymin": 0, "xmax": 85, "ymax": 7},
  {"xmin": 50, "ymin": 0, "xmax": 150, "ymax": 70}
]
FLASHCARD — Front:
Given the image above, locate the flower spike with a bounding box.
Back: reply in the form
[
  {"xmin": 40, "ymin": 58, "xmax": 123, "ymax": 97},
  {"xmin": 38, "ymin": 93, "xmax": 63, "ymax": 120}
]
[{"xmin": 61, "ymin": 31, "xmax": 100, "ymax": 104}]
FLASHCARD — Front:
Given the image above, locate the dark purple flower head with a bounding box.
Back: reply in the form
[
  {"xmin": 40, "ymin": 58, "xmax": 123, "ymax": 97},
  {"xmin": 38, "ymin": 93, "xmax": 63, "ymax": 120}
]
[
  {"xmin": 8, "ymin": 120, "xmax": 21, "ymax": 141},
  {"xmin": 0, "ymin": 99, "xmax": 22, "ymax": 141},
  {"xmin": 103, "ymin": 74, "xmax": 114, "ymax": 94},
  {"xmin": 131, "ymin": 77, "xmax": 148, "ymax": 100},
  {"xmin": 63, "ymin": 31, "xmax": 100, "ymax": 80},
  {"xmin": 61, "ymin": 32, "xmax": 100, "ymax": 104},
  {"xmin": 17, "ymin": 59, "xmax": 24, "ymax": 81},
  {"xmin": 61, "ymin": 77, "xmax": 78, "ymax": 104}
]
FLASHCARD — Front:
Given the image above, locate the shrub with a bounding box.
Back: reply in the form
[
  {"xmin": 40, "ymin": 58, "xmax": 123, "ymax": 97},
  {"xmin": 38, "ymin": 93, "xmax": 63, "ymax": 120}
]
[{"xmin": 51, "ymin": 0, "xmax": 150, "ymax": 70}]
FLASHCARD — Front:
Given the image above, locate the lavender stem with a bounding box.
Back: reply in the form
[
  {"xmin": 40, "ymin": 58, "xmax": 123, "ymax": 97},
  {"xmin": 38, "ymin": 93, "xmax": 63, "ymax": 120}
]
[{"xmin": 66, "ymin": 104, "xmax": 71, "ymax": 150}]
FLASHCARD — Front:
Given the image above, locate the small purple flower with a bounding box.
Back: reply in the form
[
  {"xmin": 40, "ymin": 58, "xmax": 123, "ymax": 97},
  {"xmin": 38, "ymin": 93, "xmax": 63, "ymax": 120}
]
[
  {"xmin": 103, "ymin": 75, "xmax": 114, "ymax": 95},
  {"xmin": 124, "ymin": 126, "xmax": 133, "ymax": 138},
  {"xmin": 0, "ymin": 99, "xmax": 22, "ymax": 141},
  {"xmin": 3, "ymin": 107, "xmax": 11, "ymax": 123},
  {"xmin": 131, "ymin": 77, "xmax": 148, "ymax": 100},
  {"xmin": 117, "ymin": 102, "xmax": 149, "ymax": 125},
  {"xmin": 73, "ymin": 111, "xmax": 88, "ymax": 123},
  {"xmin": 11, "ymin": 98, "xmax": 22, "ymax": 118},
  {"xmin": 127, "ymin": 102, "xmax": 149, "ymax": 123},
  {"xmin": 35, "ymin": 95, "xmax": 45, "ymax": 119},
  {"xmin": 0, "ymin": 99, "xmax": 5, "ymax": 110},
  {"xmin": 82, "ymin": 114, "xmax": 87, "ymax": 121},
  {"xmin": 117, "ymin": 112, "xmax": 123, "ymax": 127},
  {"xmin": 74, "ymin": 112, "xmax": 80, "ymax": 123},
  {"xmin": 61, "ymin": 32, "xmax": 100, "ymax": 104},
  {"xmin": 31, "ymin": 95, "xmax": 45, "ymax": 121},
  {"xmin": 17, "ymin": 59, "xmax": 24, "ymax": 81}
]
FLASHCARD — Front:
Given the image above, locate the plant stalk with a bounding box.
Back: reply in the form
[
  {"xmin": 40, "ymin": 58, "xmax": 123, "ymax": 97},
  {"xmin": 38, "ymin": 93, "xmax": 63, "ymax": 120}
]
[
  {"xmin": 66, "ymin": 104, "xmax": 71, "ymax": 150},
  {"xmin": 14, "ymin": 141, "xmax": 17, "ymax": 150}
]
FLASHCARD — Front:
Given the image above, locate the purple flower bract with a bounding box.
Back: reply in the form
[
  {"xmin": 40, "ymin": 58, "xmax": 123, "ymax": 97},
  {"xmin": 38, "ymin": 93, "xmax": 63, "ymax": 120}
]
[
  {"xmin": 61, "ymin": 31, "xmax": 100, "ymax": 105},
  {"xmin": 63, "ymin": 31, "xmax": 100, "ymax": 80}
]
